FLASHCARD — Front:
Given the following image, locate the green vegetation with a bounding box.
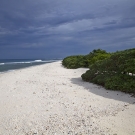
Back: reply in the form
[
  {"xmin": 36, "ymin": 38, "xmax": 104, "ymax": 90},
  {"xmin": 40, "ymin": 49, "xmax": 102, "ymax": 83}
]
[
  {"xmin": 81, "ymin": 48, "xmax": 135, "ymax": 93},
  {"xmin": 62, "ymin": 48, "xmax": 135, "ymax": 93},
  {"xmin": 62, "ymin": 49, "xmax": 111, "ymax": 69},
  {"xmin": 62, "ymin": 55, "xmax": 86, "ymax": 69}
]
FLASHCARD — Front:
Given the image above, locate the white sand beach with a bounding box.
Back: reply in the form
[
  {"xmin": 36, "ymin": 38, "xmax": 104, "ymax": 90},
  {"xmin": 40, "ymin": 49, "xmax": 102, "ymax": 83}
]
[{"xmin": 0, "ymin": 61, "xmax": 135, "ymax": 135}]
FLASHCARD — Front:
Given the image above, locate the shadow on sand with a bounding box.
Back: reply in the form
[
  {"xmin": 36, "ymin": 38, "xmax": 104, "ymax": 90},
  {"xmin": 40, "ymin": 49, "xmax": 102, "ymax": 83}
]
[{"xmin": 71, "ymin": 77, "xmax": 135, "ymax": 104}]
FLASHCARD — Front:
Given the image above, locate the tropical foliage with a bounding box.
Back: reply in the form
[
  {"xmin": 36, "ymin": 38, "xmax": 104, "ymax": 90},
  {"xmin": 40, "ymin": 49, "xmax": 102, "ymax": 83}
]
[
  {"xmin": 62, "ymin": 49, "xmax": 111, "ymax": 69},
  {"xmin": 62, "ymin": 55, "xmax": 86, "ymax": 69},
  {"xmin": 81, "ymin": 48, "xmax": 135, "ymax": 93}
]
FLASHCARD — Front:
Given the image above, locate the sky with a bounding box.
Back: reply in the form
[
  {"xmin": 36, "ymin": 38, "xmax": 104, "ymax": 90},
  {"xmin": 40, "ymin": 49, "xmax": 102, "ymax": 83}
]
[{"xmin": 0, "ymin": 0, "xmax": 135, "ymax": 59}]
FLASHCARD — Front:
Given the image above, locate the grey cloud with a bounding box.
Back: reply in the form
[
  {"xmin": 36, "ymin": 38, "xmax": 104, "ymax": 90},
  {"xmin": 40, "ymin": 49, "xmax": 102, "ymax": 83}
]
[{"xmin": 0, "ymin": 0, "xmax": 135, "ymax": 58}]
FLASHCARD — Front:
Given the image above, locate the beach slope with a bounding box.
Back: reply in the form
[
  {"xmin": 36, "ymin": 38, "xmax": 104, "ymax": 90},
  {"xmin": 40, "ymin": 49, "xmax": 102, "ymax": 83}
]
[{"xmin": 0, "ymin": 61, "xmax": 135, "ymax": 135}]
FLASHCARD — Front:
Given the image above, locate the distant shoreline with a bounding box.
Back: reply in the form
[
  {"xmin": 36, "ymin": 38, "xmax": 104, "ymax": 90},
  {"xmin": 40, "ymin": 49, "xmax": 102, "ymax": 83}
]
[{"xmin": 0, "ymin": 59, "xmax": 60, "ymax": 73}]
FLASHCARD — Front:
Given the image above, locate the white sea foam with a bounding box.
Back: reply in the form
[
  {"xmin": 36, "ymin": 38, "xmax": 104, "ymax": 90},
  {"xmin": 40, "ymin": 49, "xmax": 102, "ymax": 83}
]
[
  {"xmin": 34, "ymin": 60, "xmax": 58, "ymax": 63},
  {"xmin": 1, "ymin": 60, "xmax": 59, "ymax": 67},
  {"xmin": 34, "ymin": 60, "xmax": 42, "ymax": 62},
  {"xmin": 4, "ymin": 61, "xmax": 33, "ymax": 64},
  {"xmin": 0, "ymin": 59, "xmax": 58, "ymax": 73},
  {"xmin": 3, "ymin": 60, "xmax": 57, "ymax": 65}
]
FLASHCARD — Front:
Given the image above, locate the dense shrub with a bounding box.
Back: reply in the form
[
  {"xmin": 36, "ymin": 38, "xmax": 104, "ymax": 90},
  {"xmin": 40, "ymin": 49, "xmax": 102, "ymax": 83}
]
[
  {"xmin": 62, "ymin": 55, "xmax": 86, "ymax": 69},
  {"xmin": 81, "ymin": 48, "xmax": 135, "ymax": 93},
  {"xmin": 83, "ymin": 49, "xmax": 111, "ymax": 67},
  {"xmin": 105, "ymin": 74, "xmax": 135, "ymax": 93},
  {"xmin": 62, "ymin": 49, "xmax": 111, "ymax": 69}
]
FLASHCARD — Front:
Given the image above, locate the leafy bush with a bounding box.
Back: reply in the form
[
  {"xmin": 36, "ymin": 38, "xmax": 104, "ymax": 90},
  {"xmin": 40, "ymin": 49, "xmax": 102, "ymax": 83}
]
[
  {"xmin": 62, "ymin": 49, "xmax": 111, "ymax": 69},
  {"xmin": 81, "ymin": 48, "xmax": 135, "ymax": 93},
  {"xmin": 62, "ymin": 55, "xmax": 86, "ymax": 69},
  {"xmin": 83, "ymin": 49, "xmax": 111, "ymax": 67},
  {"xmin": 105, "ymin": 74, "xmax": 135, "ymax": 93}
]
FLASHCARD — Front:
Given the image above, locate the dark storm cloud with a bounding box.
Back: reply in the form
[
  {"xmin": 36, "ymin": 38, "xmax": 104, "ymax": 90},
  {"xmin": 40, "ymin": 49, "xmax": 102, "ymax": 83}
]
[{"xmin": 0, "ymin": 0, "xmax": 135, "ymax": 58}]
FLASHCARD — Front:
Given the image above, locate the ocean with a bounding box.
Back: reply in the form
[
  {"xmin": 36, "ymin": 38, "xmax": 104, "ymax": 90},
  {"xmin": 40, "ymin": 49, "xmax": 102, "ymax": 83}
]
[{"xmin": 0, "ymin": 59, "xmax": 60, "ymax": 73}]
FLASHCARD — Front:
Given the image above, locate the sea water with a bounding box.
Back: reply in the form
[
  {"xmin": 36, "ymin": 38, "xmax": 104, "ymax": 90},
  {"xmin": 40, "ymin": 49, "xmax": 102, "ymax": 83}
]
[{"xmin": 0, "ymin": 59, "xmax": 60, "ymax": 72}]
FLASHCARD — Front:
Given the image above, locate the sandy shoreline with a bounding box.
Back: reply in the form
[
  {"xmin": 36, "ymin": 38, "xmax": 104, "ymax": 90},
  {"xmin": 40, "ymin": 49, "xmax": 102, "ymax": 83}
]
[{"xmin": 0, "ymin": 61, "xmax": 135, "ymax": 135}]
